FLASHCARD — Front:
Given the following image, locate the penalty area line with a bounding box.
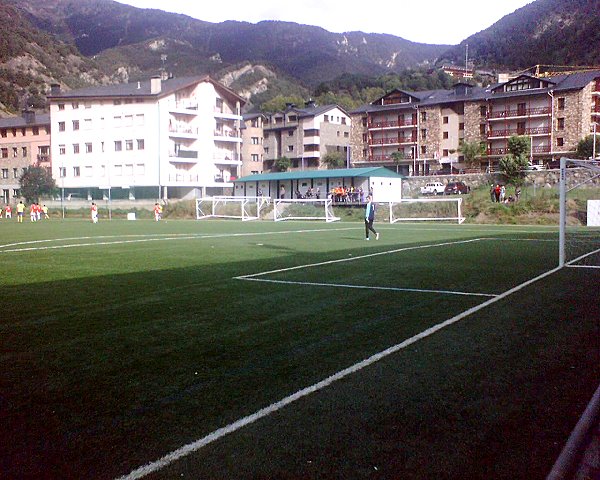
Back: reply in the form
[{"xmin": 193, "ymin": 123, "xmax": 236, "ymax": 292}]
[
  {"xmin": 238, "ymin": 277, "xmax": 497, "ymax": 298},
  {"xmin": 115, "ymin": 264, "xmax": 562, "ymax": 480}
]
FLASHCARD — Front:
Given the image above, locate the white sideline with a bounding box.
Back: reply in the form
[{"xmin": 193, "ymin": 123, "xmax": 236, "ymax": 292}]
[{"xmin": 115, "ymin": 264, "xmax": 563, "ymax": 480}]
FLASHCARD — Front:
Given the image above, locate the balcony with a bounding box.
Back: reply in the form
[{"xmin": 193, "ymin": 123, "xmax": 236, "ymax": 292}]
[
  {"xmin": 214, "ymin": 107, "xmax": 242, "ymax": 121},
  {"xmin": 214, "ymin": 155, "xmax": 242, "ymax": 166},
  {"xmin": 169, "ymin": 126, "xmax": 198, "ymax": 139},
  {"xmin": 214, "ymin": 130, "xmax": 242, "ymax": 143},
  {"xmin": 487, "ymin": 126, "xmax": 551, "ymax": 138},
  {"xmin": 368, "ymin": 119, "xmax": 417, "ymax": 129},
  {"xmin": 487, "ymin": 145, "xmax": 551, "ymax": 156},
  {"xmin": 169, "ymin": 101, "xmax": 198, "ymax": 115},
  {"xmin": 37, "ymin": 154, "xmax": 51, "ymax": 164},
  {"xmin": 169, "ymin": 150, "xmax": 198, "ymax": 163},
  {"xmin": 488, "ymin": 106, "xmax": 552, "ymax": 120},
  {"xmin": 168, "ymin": 173, "xmax": 199, "ymax": 183},
  {"xmin": 369, "ymin": 154, "xmax": 415, "ymax": 162}
]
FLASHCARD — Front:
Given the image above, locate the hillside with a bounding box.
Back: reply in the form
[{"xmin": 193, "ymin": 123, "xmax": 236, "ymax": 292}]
[
  {"xmin": 440, "ymin": 0, "xmax": 600, "ymax": 69},
  {"xmin": 9, "ymin": 0, "xmax": 449, "ymax": 86}
]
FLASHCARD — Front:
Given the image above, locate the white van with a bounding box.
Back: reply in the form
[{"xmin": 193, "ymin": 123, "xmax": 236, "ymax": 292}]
[{"xmin": 420, "ymin": 182, "xmax": 445, "ymax": 195}]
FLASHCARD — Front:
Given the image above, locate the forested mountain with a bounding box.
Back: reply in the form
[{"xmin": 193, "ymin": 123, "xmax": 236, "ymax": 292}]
[{"xmin": 440, "ymin": 0, "xmax": 600, "ymax": 69}]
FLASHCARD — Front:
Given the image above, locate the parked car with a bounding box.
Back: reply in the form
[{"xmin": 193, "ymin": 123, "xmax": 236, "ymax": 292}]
[
  {"xmin": 420, "ymin": 182, "xmax": 445, "ymax": 195},
  {"xmin": 526, "ymin": 163, "xmax": 545, "ymax": 171},
  {"xmin": 444, "ymin": 181, "xmax": 470, "ymax": 195}
]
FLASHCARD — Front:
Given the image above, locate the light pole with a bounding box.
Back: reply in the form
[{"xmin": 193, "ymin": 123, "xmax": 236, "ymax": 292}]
[{"xmin": 593, "ymin": 123, "xmax": 597, "ymax": 159}]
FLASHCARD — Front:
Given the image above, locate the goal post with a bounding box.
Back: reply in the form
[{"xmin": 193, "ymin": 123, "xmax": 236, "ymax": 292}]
[
  {"xmin": 388, "ymin": 197, "xmax": 465, "ymax": 224},
  {"xmin": 559, "ymin": 157, "xmax": 600, "ymax": 268},
  {"xmin": 196, "ymin": 196, "xmax": 270, "ymax": 221},
  {"xmin": 273, "ymin": 198, "xmax": 340, "ymax": 222}
]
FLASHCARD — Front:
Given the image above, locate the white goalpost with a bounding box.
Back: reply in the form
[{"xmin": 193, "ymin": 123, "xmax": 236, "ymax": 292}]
[
  {"xmin": 558, "ymin": 157, "xmax": 600, "ymax": 268},
  {"xmin": 196, "ymin": 196, "xmax": 270, "ymax": 221},
  {"xmin": 388, "ymin": 197, "xmax": 465, "ymax": 224},
  {"xmin": 273, "ymin": 198, "xmax": 340, "ymax": 222}
]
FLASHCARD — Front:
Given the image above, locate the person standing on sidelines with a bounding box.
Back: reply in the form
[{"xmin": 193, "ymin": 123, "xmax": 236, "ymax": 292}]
[
  {"xmin": 91, "ymin": 202, "xmax": 98, "ymax": 223},
  {"xmin": 153, "ymin": 202, "xmax": 162, "ymax": 221},
  {"xmin": 30, "ymin": 203, "xmax": 37, "ymax": 222},
  {"xmin": 5, "ymin": 204, "xmax": 12, "ymax": 219},
  {"xmin": 16, "ymin": 201, "xmax": 25, "ymax": 222},
  {"xmin": 364, "ymin": 194, "xmax": 379, "ymax": 241}
]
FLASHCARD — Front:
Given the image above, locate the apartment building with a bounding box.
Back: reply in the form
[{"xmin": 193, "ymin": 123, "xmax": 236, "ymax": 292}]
[
  {"xmin": 263, "ymin": 101, "xmax": 351, "ymax": 171},
  {"xmin": 0, "ymin": 111, "xmax": 51, "ymax": 204},
  {"xmin": 240, "ymin": 113, "xmax": 265, "ymax": 177},
  {"xmin": 350, "ymin": 70, "xmax": 600, "ymax": 175},
  {"xmin": 48, "ymin": 75, "xmax": 245, "ymax": 200}
]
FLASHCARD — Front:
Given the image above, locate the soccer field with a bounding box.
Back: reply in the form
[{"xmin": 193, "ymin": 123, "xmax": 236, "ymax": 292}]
[{"xmin": 1, "ymin": 219, "xmax": 598, "ymax": 479}]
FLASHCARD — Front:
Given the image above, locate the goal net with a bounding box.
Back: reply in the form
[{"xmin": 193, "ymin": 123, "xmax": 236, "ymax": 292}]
[
  {"xmin": 273, "ymin": 198, "xmax": 339, "ymax": 222},
  {"xmin": 559, "ymin": 158, "xmax": 600, "ymax": 268},
  {"xmin": 196, "ymin": 196, "xmax": 270, "ymax": 221},
  {"xmin": 388, "ymin": 197, "xmax": 465, "ymax": 224}
]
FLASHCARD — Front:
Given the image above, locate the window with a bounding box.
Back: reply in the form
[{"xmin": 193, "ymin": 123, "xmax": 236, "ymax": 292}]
[
  {"xmin": 12, "ymin": 147, "xmax": 18, "ymax": 157},
  {"xmin": 84, "ymin": 119, "xmax": 92, "ymax": 130},
  {"xmin": 480, "ymin": 105, "xmax": 487, "ymax": 117},
  {"xmin": 13, "ymin": 168, "xmax": 18, "ymax": 178},
  {"xmin": 72, "ymin": 120, "xmax": 80, "ymax": 131},
  {"xmin": 479, "ymin": 124, "xmax": 486, "ymax": 135},
  {"xmin": 85, "ymin": 143, "xmax": 93, "ymax": 153},
  {"xmin": 71, "ymin": 102, "xmax": 79, "ymax": 109},
  {"xmin": 459, "ymin": 123, "xmax": 465, "ymax": 131},
  {"xmin": 443, "ymin": 131, "xmax": 449, "ymax": 139},
  {"xmin": 22, "ymin": 147, "xmax": 27, "ymax": 157},
  {"xmin": 324, "ymin": 115, "xmax": 329, "ymax": 122},
  {"xmin": 33, "ymin": 126, "xmax": 39, "ymax": 135},
  {"xmin": 557, "ymin": 118, "xmax": 565, "ymax": 130},
  {"xmin": 137, "ymin": 139, "xmax": 145, "ymax": 150},
  {"xmin": 1, "ymin": 148, "xmax": 7, "ymax": 158},
  {"xmin": 115, "ymin": 141, "xmax": 122, "ymax": 152},
  {"xmin": 59, "ymin": 144, "xmax": 66, "ymax": 155},
  {"xmin": 264, "ymin": 147, "xmax": 269, "ymax": 154},
  {"xmin": 344, "ymin": 132, "xmax": 349, "ymax": 138},
  {"xmin": 420, "ymin": 128, "xmax": 427, "ymax": 140},
  {"xmin": 84, "ymin": 166, "xmax": 93, "ymax": 177},
  {"xmin": 252, "ymin": 137, "xmax": 259, "ymax": 144},
  {"xmin": 337, "ymin": 131, "xmax": 340, "ymax": 137},
  {"xmin": 58, "ymin": 104, "xmax": 65, "ymax": 111},
  {"xmin": 73, "ymin": 144, "xmax": 80, "ymax": 154},
  {"xmin": 421, "ymin": 145, "xmax": 427, "ymax": 155},
  {"xmin": 125, "ymin": 164, "xmax": 133, "ymax": 176},
  {"xmin": 251, "ymin": 154, "xmax": 259, "ymax": 162},
  {"xmin": 113, "ymin": 99, "xmax": 121, "ymax": 105},
  {"xmin": 288, "ymin": 130, "xmax": 294, "ymax": 137},
  {"xmin": 126, "ymin": 140, "xmax": 133, "ymax": 151},
  {"xmin": 73, "ymin": 166, "xmax": 80, "ymax": 177},
  {"xmin": 342, "ymin": 118, "xmax": 347, "ymax": 125},
  {"xmin": 2, "ymin": 169, "xmax": 8, "ymax": 179},
  {"xmin": 287, "ymin": 145, "xmax": 294, "ymax": 152},
  {"xmin": 420, "ymin": 111, "xmax": 427, "ymax": 122},
  {"xmin": 557, "ymin": 137, "xmax": 564, "ymax": 147},
  {"xmin": 114, "ymin": 165, "xmax": 122, "ymax": 176},
  {"xmin": 362, "ymin": 118, "xmax": 367, "ymax": 127},
  {"xmin": 136, "ymin": 164, "xmax": 145, "ymax": 175},
  {"xmin": 135, "ymin": 114, "xmax": 145, "ymax": 126},
  {"xmin": 124, "ymin": 115, "xmax": 133, "ymax": 127},
  {"xmin": 114, "ymin": 116, "xmax": 122, "ymax": 127},
  {"xmin": 362, "ymin": 133, "xmax": 368, "ymax": 142},
  {"xmin": 58, "ymin": 121, "xmax": 65, "ymax": 132},
  {"xmin": 13, "ymin": 189, "xmax": 20, "ymax": 198},
  {"xmin": 558, "ymin": 97, "xmax": 565, "ymax": 110},
  {"xmin": 59, "ymin": 167, "xmax": 66, "ymax": 178},
  {"xmin": 443, "ymin": 149, "xmax": 449, "ymax": 156},
  {"xmin": 443, "ymin": 116, "xmax": 449, "ymax": 124}
]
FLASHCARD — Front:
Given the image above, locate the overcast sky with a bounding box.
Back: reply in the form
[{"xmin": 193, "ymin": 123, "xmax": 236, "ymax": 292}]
[{"xmin": 116, "ymin": 0, "xmax": 534, "ymax": 45}]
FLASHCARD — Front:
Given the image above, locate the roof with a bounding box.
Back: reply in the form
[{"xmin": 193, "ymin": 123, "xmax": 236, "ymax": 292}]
[
  {"xmin": 0, "ymin": 113, "xmax": 50, "ymax": 128},
  {"xmin": 47, "ymin": 75, "xmax": 246, "ymax": 106},
  {"xmin": 235, "ymin": 167, "xmax": 404, "ymax": 183}
]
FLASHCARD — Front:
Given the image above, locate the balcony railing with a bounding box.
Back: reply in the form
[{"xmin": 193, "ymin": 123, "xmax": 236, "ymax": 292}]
[
  {"xmin": 369, "ymin": 154, "xmax": 415, "ymax": 162},
  {"xmin": 487, "ymin": 145, "xmax": 551, "ymax": 156},
  {"xmin": 368, "ymin": 120, "xmax": 416, "ymax": 129},
  {"xmin": 487, "ymin": 126, "xmax": 551, "ymax": 138},
  {"xmin": 214, "ymin": 130, "xmax": 240, "ymax": 138},
  {"xmin": 169, "ymin": 127, "xmax": 198, "ymax": 136},
  {"xmin": 169, "ymin": 150, "xmax": 198, "ymax": 159},
  {"xmin": 37, "ymin": 154, "xmax": 50, "ymax": 163},
  {"xmin": 170, "ymin": 101, "xmax": 198, "ymax": 113},
  {"xmin": 168, "ymin": 173, "xmax": 199, "ymax": 183},
  {"xmin": 488, "ymin": 106, "xmax": 552, "ymax": 119}
]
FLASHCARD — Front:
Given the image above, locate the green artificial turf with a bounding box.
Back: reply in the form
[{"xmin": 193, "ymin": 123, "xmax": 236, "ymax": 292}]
[{"xmin": 0, "ymin": 219, "xmax": 598, "ymax": 479}]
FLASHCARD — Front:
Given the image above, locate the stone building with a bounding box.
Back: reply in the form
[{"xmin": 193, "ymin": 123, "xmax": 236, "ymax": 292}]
[
  {"xmin": 240, "ymin": 113, "xmax": 265, "ymax": 177},
  {"xmin": 350, "ymin": 70, "xmax": 600, "ymax": 176}
]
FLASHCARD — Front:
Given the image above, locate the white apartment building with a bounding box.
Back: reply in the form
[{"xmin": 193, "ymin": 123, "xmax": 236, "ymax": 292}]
[{"xmin": 48, "ymin": 75, "xmax": 245, "ymax": 200}]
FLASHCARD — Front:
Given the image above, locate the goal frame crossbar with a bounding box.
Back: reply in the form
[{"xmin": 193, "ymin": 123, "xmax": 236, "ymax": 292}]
[
  {"xmin": 196, "ymin": 196, "xmax": 270, "ymax": 221},
  {"xmin": 273, "ymin": 198, "xmax": 340, "ymax": 222},
  {"xmin": 388, "ymin": 197, "xmax": 465, "ymax": 224}
]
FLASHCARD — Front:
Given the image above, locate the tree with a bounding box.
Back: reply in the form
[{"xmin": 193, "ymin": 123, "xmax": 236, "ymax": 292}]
[
  {"xmin": 322, "ymin": 152, "xmax": 345, "ymax": 169},
  {"xmin": 391, "ymin": 151, "xmax": 404, "ymax": 173},
  {"xmin": 273, "ymin": 156, "xmax": 291, "ymax": 172},
  {"xmin": 260, "ymin": 94, "xmax": 306, "ymax": 113},
  {"xmin": 459, "ymin": 140, "xmax": 485, "ymax": 168},
  {"xmin": 499, "ymin": 136, "xmax": 531, "ymax": 186},
  {"xmin": 19, "ymin": 166, "xmax": 57, "ymax": 202},
  {"xmin": 575, "ymin": 134, "xmax": 600, "ymax": 159}
]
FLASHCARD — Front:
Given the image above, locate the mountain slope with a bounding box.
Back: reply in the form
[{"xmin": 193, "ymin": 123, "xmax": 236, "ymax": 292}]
[
  {"xmin": 440, "ymin": 0, "xmax": 600, "ymax": 69},
  {"xmin": 10, "ymin": 0, "xmax": 450, "ymax": 86}
]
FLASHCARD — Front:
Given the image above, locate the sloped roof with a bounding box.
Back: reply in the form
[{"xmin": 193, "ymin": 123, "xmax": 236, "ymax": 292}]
[
  {"xmin": 0, "ymin": 113, "xmax": 50, "ymax": 128},
  {"xmin": 47, "ymin": 75, "xmax": 246, "ymax": 105},
  {"xmin": 235, "ymin": 167, "xmax": 403, "ymax": 183}
]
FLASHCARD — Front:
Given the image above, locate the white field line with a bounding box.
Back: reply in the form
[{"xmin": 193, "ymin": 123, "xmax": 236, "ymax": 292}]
[
  {"xmin": 116, "ymin": 263, "xmax": 563, "ymax": 480},
  {"xmin": 566, "ymin": 246, "xmax": 600, "ymax": 268},
  {"xmin": 238, "ymin": 277, "xmax": 497, "ymax": 298},
  {"xmin": 0, "ymin": 227, "xmax": 359, "ymax": 253},
  {"xmin": 235, "ymin": 239, "xmax": 484, "ymax": 280}
]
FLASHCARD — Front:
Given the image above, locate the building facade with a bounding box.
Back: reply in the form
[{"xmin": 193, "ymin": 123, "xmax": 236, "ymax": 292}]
[
  {"xmin": 350, "ymin": 70, "xmax": 600, "ymax": 175},
  {"xmin": 263, "ymin": 102, "xmax": 351, "ymax": 172},
  {"xmin": 240, "ymin": 113, "xmax": 265, "ymax": 177},
  {"xmin": 48, "ymin": 75, "xmax": 245, "ymax": 201},
  {"xmin": 0, "ymin": 111, "xmax": 51, "ymax": 204}
]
